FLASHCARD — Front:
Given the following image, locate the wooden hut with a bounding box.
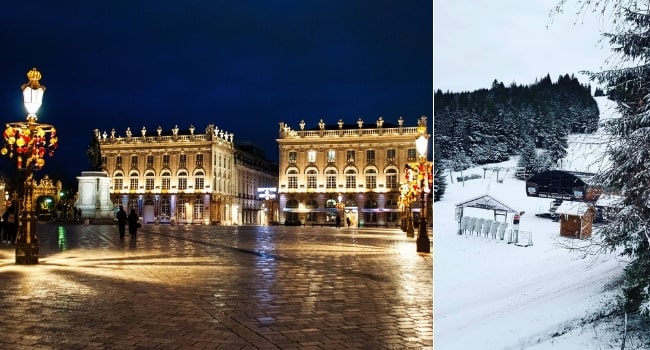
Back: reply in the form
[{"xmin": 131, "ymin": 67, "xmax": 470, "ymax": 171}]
[
  {"xmin": 525, "ymin": 170, "xmax": 600, "ymax": 202},
  {"xmin": 554, "ymin": 201, "xmax": 596, "ymax": 239}
]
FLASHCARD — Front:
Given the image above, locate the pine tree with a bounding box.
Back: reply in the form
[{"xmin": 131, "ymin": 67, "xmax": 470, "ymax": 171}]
[
  {"xmin": 517, "ymin": 137, "xmax": 537, "ymax": 178},
  {"xmin": 433, "ymin": 142, "xmax": 446, "ymax": 201},
  {"xmin": 565, "ymin": 1, "xmax": 650, "ymax": 323}
]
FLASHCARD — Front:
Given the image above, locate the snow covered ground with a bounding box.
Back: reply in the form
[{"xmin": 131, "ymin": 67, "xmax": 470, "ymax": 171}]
[{"xmin": 434, "ymin": 97, "xmax": 639, "ymax": 349}]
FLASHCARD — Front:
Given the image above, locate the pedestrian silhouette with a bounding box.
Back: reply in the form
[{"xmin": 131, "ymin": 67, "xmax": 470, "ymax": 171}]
[
  {"xmin": 128, "ymin": 208, "xmax": 139, "ymax": 238},
  {"xmin": 116, "ymin": 206, "xmax": 127, "ymax": 239}
]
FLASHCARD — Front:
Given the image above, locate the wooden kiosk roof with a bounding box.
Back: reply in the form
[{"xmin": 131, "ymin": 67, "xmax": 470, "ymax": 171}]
[{"xmin": 455, "ymin": 194, "xmax": 518, "ymax": 213}]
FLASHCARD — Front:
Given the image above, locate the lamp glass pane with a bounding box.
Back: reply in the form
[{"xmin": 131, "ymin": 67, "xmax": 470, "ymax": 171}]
[
  {"xmin": 23, "ymin": 87, "xmax": 44, "ymax": 114},
  {"xmin": 415, "ymin": 135, "xmax": 428, "ymax": 156}
]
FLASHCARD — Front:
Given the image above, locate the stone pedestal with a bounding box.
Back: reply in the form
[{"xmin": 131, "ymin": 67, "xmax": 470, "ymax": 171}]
[{"xmin": 75, "ymin": 171, "xmax": 113, "ymax": 219}]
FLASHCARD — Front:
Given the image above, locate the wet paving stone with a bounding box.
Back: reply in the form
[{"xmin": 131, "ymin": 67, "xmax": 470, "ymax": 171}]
[{"xmin": 0, "ymin": 223, "xmax": 432, "ymax": 349}]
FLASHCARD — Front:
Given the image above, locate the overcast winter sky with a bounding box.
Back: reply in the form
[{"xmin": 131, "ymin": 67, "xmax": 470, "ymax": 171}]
[{"xmin": 434, "ymin": 0, "xmax": 614, "ymax": 92}]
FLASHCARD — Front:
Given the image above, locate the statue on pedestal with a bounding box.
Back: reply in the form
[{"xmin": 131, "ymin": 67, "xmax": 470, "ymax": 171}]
[{"xmin": 86, "ymin": 129, "xmax": 102, "ymax": 171}]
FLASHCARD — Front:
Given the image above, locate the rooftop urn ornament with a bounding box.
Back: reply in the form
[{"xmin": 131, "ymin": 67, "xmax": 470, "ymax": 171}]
[
  {"xmin": 157, "ymin": 125, "xmax": 162, "ymax": 136},
  {"xmin": 189, "ymin": 124, "xmax": 195, "ymax": 135},
  {"xmin": 110, "ymin": 128, "xmax": 116, "ymax": 138},
  {"xmin": 125, "ymin": 127, "xmax": 132, "ymax": 138},
  {"xmin": 102, "ymin": 130, "xmax": 107, "ymax": 140},
  {"xmin": 141, "ymin": 126, "xmax": 146, "ymax": 137},
  {"xmin": 377, "ymin": 117, "xmax": 384, "ymax": 128},
  {"xmin": 398, "ymin": 116, "xmax": 404, "ymax": 127},
  {"xmin": 172, "ymin": 125, "xmax": 179, "ymax": 136},
  {"xmin": 300, "ymin": 120, "xmax": 305, "ymax": 130},
  {"xmin": 319, "ymin": 119, "xmax": 325, "ymax": 130},
  {"xmin": 357, "ymin": 118, "xmax": 363, "ymax": 128},
  {"xmin": 338, "ymin": 119, "xmax": 344, "ymax": 129}
]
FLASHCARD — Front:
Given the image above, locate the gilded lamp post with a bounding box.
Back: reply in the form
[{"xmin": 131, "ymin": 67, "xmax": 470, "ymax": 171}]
[
  {"xmin": 414, "ymin": 117, "xmax": 432, "ymax": 253},
  {"xmin": 1, "ymin": 68, "xmax": 58, "ymax": 264}
]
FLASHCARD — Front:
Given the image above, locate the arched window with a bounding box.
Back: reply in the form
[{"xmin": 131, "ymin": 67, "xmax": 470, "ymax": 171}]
[
  {"xmin": 161, "ymin": 170, "xmax": 171, "ymax": 190},
  {"xmin": 306, "ymin": 198, "xmax": 318, "ymax": 209},
  {"xmin": 325, "ymin": 199, "xmax": 337, "ymax": 208},
  {"xmin": 325, "ymin": 169, "xmax": 337, "ymax": 189},
  {"xmin": 345, "ymin": 169, "xmax": 357, "ymax": 188},
  {"xmin": 145, "ymin": 171, "xmax": 155, "ymax": 191},
  {"xmin": 306, "ymin": 169, "xmax": 318, "ymax": 189},
  {"xmin": 194, "ymin": 170, "xmax": 205, "ymax": 190},
  {"xmin": 113, "ymin": 172, "xmax": 124, "ymax": 191},
  {"xmin": 129, "ymin": 171, "xmax": 139, "ymax": 190},
  {"xmin": 287, "ymin": 168, "xmax": 299, "ymax": 189},
  {"xmin": 178, "ymin": 170, "xmax": 188, "ymax": 190},
  {"xmin": 286, "ymin": 198, "xmax": 299, "ymax": 208},
  {"xmin": 386, "ymin": 168, "xmax": 398, "ymax": 189},
  {"xmin": 365, "ymin": 168, "xmax": 377, "ymax": 189}
]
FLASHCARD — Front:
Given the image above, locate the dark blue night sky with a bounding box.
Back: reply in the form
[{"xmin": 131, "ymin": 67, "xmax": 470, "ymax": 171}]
[{"xmin": 0, "ymin": 1, "xmax": 432, "ymax": 187}]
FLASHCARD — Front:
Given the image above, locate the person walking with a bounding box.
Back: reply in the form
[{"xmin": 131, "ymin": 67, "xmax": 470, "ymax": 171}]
[
  {"xmin": 116, "ymin": 206, "xmax": 127, "ymax": 239},
  {"xmin": 346, "ymin": 217, "xmax": 351, "ymax": 228},
  {"xmin": 2, "ymin": 204, "xmax": 17, "ymax": 245},
  {"xmin": 128, "ymin": 208, "xmax": 139, "ymax": 238},
  {"xmin": 335, "ymin": 214, "xmax": 341, "ymax": 229}
]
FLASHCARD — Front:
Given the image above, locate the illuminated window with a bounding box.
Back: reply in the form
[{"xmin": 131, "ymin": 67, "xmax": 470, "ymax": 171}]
[
  {"xmin": 288, "ymin": 169, "xmax": 298, "ymax": 189},
  {"xmin": 306, "ymin": 169, "xmax": 317, "ymax": 189},
  {"xmin": 177, "ymin": 199, "xmax": 187, "ymax": 220},
  {"xmin": 146, "ymin": 155, "xmax": 154, "ymax": 168},
  {"xmin": 178, "ymin": 170, "xmax": 188, "ymax": 190},
  {"xmin": 288, "ymin": 151, "xmax": 297, "ymax": 164},
  {"xmin": 386, "ymin": 169, "xmax": 398, "ymax": 189},
  {"xmin": 307, "ymin": 150, "xmax": 316, "ymax": 163},
  {"xmin": 161, "ymin": 199, "xmax": 170, "ymax": 219},
  {"xmin": 327, "ymin": 150, "xmax": 335, "ymax": 163},
  {"xmin": 345, "ymin": 169, "xmax": 357, "ymax": 188},
  {"xmin": 196, "ymin": 154, "xmax": 203, "ymax": 167},
  {"xmin": 326, "ymin": 169, "xmax": 337, "ymax": 189},
  {"xmin": 195, "ymin": 170, "xmax": 205, "ymax": 190},
  {"xmin": 365, "ymin": 169, "xmax": 377, "ymax": 189},
  {"xmin": 179, "ymin": 154, "xmax": 187, "ymax": 168},
  {"xmin": 161, "ymin": 171, "xmax": 171, "ymax": 190},
  {"xmin": 162, "ymin": 154, "xmax": 170, "ymax": 167},
  {"xmin": 145, "ymin": 171, "xmax": 155, "ymax": 191},
  {"xmin": 114, "ymin": 173, "xmax": 123, "ymax": 190},
  {"xmin": 194, "ymin": 198, "xmax": 203, "ymax": 220},
  {"xmin": 131, "ymin": 155, "xmax": 138, "ymax": 169}
]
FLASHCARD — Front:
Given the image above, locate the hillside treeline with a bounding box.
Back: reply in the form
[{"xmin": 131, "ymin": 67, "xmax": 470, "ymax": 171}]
[{"xmin": 434, "ymin": 74, "xmax": 599, "ymax": 169}]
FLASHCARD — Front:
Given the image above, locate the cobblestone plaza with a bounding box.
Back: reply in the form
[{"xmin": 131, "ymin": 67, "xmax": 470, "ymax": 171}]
[{"xmin": 0, "ymin": 224, "xmax": 432, "ymax": 349}]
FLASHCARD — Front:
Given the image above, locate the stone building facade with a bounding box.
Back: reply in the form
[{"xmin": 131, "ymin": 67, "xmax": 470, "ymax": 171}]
[
  {"xmin": 276, "ymin": 116, "xmax": 428, "ymax": 227},
  {"xmin": 98, "ymin": 124, "xmax": 243, "ymax": 225},
  {"xmin": 233, "ymin": 142, "xmax": 279, "ymax": 225}
]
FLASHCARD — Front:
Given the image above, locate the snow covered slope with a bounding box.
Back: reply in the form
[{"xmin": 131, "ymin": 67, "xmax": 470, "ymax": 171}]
[{"xmin": 434, "ymin": 96, "xmax": 634, "ymax": 349}]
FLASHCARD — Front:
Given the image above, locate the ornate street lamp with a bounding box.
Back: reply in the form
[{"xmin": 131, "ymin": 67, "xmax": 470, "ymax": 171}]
[
  {"xmin": 1, "ymin": 68, "xmax": 58, "ymax": 264},
  {"xmin": 399, "ymin": 182, "xmax": 415, "ymax": 237},
  {"xmin": 415, "ymin": 117, "xmax": 432, "ymax": 253}
]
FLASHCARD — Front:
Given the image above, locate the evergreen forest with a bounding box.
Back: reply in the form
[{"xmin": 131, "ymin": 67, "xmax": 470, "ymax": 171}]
[{"xmin": 434, "ymin": 74, "xmax": 599, "ymax": 171}]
